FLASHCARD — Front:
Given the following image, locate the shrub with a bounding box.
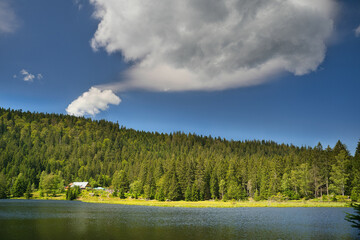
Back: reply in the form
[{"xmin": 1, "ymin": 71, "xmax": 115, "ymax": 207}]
[
  {"xmin": 66, "ymin": 186, "xmax": 81, "ymax": 200},
  {"xmin": 269, "ymin": 193, "xmax": 288, "ymax": 202}
]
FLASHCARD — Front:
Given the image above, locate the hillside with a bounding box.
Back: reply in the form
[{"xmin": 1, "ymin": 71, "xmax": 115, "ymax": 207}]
[{"xmin": 0, "ymin": 107, "xmax": 359, "ymax": 201}]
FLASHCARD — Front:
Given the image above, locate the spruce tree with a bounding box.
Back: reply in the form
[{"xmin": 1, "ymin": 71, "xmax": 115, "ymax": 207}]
[
  {"xmin": 329, "ymin": 150, "xmax": 350, "ymax": 196},
  {"xmin": 0, "ymin": 173, "xmax": 8, "ymax": 199},
  {"xmin": 11, "ymin": 173, "xmax": 27, "ymax": 197}
]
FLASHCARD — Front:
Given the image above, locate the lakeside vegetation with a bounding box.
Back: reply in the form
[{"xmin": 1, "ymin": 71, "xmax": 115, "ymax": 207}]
[
  {"xmin": 0, "ymin": 107, "xmax": 360, "ymax": 206},
  {"xmin": 10, "ymin": 189, "xmax": 351, "ymax": 208}
]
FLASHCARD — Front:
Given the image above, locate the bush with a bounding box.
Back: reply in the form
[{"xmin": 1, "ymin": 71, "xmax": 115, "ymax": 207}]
[
  {"xmin": 351, "ymin": 188, "xmax": 360, "ymax": 202},
  {"xmin": 253, "ymin": 189, "xmax": 261, "ymax": 201},
  {"xmin": 269, "ymin": 193, "xmax": 288, "ymax": 202},
  {"xmin": 66, "ymin": 186, "xmax": 81, "ymax": 200},
  {"xmin": 291, "ymin": 193, "xmax": 301, "ymax": 200},
  {"xmin": 321, "ymin": 195, "xmax": 329, "ymax": 201},
  {"xmin": 331, "ymin": 195, "xmax": 337, "ymax": 202},
  {"xmin": 112, "ymin": 190, "xmax": 118, "ymax": 197},
  {"xmin": 24, "ymin": 183, "xmax": 32, "ymax": 199},
  {"xmin": 337, "ymin": 195, "xmax": 349, "ymax": 202}
]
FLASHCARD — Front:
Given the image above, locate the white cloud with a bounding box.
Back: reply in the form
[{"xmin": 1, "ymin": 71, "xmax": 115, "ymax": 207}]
[
  {"xmin": 66, "ymin": 87, "xmax": 121, "ymax": 116},
  {"xmin": 89, "ymin": 0, "xmax": 336, "ymax": 92},
  {"xmin": 20, "ymin": 69, "xmax": 35, "ymax": 82},
  {"xmin": 355, "ymin": 25, "xmax": 360, "ymax": 37},
  {"xmin": 73, "ymin": 0, "xmax": 84, "ymax": 10},
  {"xmin": 18, "ymin": 69, "xmax": 43, "ymax": 82},
  {"xmin": 0, "ymin": 1, "xmax": 18, "ymax": 34}
]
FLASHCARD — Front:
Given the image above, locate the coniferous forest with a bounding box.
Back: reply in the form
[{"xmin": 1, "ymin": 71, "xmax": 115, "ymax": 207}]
[{"xmin": 0, "ymin": 107, "xmax": 359, "ymax": 202}]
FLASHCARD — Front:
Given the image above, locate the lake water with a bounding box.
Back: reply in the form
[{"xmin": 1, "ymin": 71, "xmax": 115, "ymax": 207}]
[{"xmin": 0, "ymin": 200, "xmax": 358, "ymax": 239}]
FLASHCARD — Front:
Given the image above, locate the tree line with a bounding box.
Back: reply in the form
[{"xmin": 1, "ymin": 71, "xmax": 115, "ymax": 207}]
[{"xmin": 0, "ymin": 107, "xmax": 359, "ymax": 201}]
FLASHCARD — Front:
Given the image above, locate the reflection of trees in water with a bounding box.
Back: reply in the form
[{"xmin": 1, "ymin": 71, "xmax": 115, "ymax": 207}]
[{"xmin": 346, "ymin": 203, "xmax": 360, "ymax": 235}]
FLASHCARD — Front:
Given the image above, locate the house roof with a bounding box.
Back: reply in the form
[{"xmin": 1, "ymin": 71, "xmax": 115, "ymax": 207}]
[{"xmin": 71, "ymin": 182, "xmax": 88, "ymax": 188}]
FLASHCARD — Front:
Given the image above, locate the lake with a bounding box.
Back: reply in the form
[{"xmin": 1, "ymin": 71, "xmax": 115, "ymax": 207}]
[{"xmin": 0, "ymin": 200, "xmax": 358, "ymax": 239}]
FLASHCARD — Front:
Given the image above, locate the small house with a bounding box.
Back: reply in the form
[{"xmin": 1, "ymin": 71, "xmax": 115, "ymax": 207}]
[{"xmin": 69, "ymin": 182, "xmax": 89, "ymax": 189}]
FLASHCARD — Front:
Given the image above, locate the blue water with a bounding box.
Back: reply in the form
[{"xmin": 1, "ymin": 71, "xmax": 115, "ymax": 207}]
[{"xmin": 0, "ymin": 200, "xmax": 358, "ymax": 239}]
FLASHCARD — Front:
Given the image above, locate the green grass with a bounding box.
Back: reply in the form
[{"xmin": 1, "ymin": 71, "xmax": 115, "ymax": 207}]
[
  {"xmin": 12, "ymin": 190, "xmax": 354, "ymax": 208},
  {"xmin": 12, "ymin": 191, "xmax": 67, "ymax": 201},
  {"xmin": 80, "ymin": 195, "xmax": 351, "ymax": 208}
]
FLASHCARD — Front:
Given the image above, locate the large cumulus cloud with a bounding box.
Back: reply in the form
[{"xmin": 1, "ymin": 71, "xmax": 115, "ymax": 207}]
[{"xmin": 90, "ymin": 0, "xmax": 336, "ymax": 92}]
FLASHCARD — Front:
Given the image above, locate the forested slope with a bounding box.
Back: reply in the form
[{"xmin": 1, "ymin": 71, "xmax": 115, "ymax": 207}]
[{"xmin": 0, "ymin": 107, "xmax": 359, "ymax": 201}]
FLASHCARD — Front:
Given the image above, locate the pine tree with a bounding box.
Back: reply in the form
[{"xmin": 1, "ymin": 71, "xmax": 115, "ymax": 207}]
[
  {"xmin": 210, "ymin": 173, "xmax": 219, "ymax": 200},
  {"xmin": 130, "ymin": 180, "xmax": 142, "ymax": 199},
  {"xmin": 185, "ymin": 185, "xmax": 192, "ymax": 201},
  {"xmin": 24, "ymin": 182, "xmax": 32, "ymax": 199},
  {"xmin": 191, "ymin": 182, "xmax": 199, "ymax": 201},
  {"xmin": 254, "ymin": 189, "xmax": 261, "ymax": 201},
  {"xmin": 167, "ymin": 173, "xmax": 181, "ymax": 201},
  {"xmin": 11, "ymin": 173, "xmax": 27, "ymax": 197},
  {"xmin": 351, "ymin": 141, "xmax": 360, "ymax": 201},
  {"xmin": 0, "ymin": 173, "xmax": 8, "ymax": 199},
  {"xmin": 219, "ymin": 179, "xmax": 226, "ymax": 200},
  {"xmin": 329, "ymin": 150, "xmax": 350, "ymax": 196}
]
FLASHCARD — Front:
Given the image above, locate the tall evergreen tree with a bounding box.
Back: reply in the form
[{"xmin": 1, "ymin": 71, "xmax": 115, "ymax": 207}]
[
  {"xmin": 11, "ymin": 173, "xmax": 27, "ymax": 197},
  {"xmin": 0, "ymin": 173, "xmax": 8, "ymax": 199},
  {"xmin": 329, "ymin": 150, "xmax": 350, "ymax": 196}
]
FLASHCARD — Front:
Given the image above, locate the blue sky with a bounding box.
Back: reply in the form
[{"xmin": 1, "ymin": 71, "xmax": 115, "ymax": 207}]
[{"xmin": 0, "ymin": 0, "xmax": 359, "ymax": 154}]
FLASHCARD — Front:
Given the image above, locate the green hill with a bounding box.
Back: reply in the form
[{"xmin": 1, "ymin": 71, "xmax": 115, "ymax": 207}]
[{"xmin": 0, "ymin": 107, "xmax": 359, "ymax": 201}]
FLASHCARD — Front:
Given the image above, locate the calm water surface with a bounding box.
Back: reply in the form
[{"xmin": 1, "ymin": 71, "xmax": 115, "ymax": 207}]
[{"xmin": 0, "ymin": 200, "xmax": 357, "ymax": 239}]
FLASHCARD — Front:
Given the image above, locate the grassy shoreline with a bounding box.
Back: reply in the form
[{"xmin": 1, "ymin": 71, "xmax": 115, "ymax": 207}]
[
  {"xmin": 11, "ymin": 191, "xmax": 354, "ymax": 208},
  {"xmin": 80, "ymin": 198, "xmax": 351, "ymax": 208}
]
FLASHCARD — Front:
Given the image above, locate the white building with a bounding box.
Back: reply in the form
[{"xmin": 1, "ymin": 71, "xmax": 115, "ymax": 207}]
[{"xmin": 70, "ymin": 182, "xmax": 89, "ymax": 189}]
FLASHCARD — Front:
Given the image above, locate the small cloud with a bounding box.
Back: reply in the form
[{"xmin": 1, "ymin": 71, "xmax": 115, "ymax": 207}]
[
  {"xmin": 20, "ymin": 69, "xmax": 35, "ymax": 82},
  {"xmin": 66, "ymin": 87, "xmax": 121, "ymax": 117},
  {"xmin": 18, "ymin": 69, "xmax": 43, "ymax": 82},
  {"xmin": 73, "ymin": 0, "xmax": 83, "ymax": 10},
  {"xmin": 355, "ymin": 25, "xmax": 360, "ymax": 37}
]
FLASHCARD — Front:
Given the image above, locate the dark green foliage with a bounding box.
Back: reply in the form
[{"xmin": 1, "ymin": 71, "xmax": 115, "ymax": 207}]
[
  {"xmin": 185, "ymin": 185, "xmax": 192, "ymax": 201},
  {"xmin": 226, "ymin": 180, "xmax": 241, "ymax": 200},
  {"xmin": 210, "ymin": 173, "xmax": 219, "ymax": 200},
  {"xmin": 0, "ymin": 173, "xmax": 8, "ymax": 199},
  {"xmin": 254, "ymin": 189, "xmax": 261, "ymax": 201},
  {"xmin": 329, "ymin": 151, "xmax": 350, "ymax": 196},
  {"xmin": 0, "ymin": 107, "xmax": 358, "ymax": 202},
  {"xmin": 167, "ymin": 173, "xmax": 181, "ymax": 201},
  {"xmin": 130, "ymin": 180, "xmax": 142, "ymax": 199},
  {"xmin": 118, "ymin": 187, "xmax": 126, "ymax": 199},
  {"xmin": 345, "ymin": 203, "xmax": 360, "ymax": 234},
  {"xmin": 39, "ymin": 172, "xmax": 64, "ymax": 197},
  {"xmin": 66, "ymin": 186, "xmax": 80, "ymax": 200},
  {"xmin": 155, "ymin": 187, "xmax": 165, "ymax": 201},
  {"xmin": 191, "ymin": 182, "xmax": 200, "ymax": 201},
  {"xmin": 219, "ymin": 179, "xmax": 226, "ymax": 200},
  {"xmin": 24, "ymin": 182, "xmax": 32, "ymax": 199},
  {"xmin": 11, "ymin": 173, "xmax": 27, "ymax": 197},
  {"xmin": 143, "ymin": 184, "xmax": 153, "ymax": 199},
  {"xmin": 351, "ymin": 141, "xmax": 360, "ymax": 201}
]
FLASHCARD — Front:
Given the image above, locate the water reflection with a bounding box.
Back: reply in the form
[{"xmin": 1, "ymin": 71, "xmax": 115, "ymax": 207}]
[{"xmin": 0, "ymin": 200, "xmax": 357, "ymax": 240}]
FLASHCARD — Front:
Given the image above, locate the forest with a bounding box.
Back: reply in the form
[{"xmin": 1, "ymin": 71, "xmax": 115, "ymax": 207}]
[{"xmin": 0, "ymin": 107, "xmax": 359, "ymax": 202}]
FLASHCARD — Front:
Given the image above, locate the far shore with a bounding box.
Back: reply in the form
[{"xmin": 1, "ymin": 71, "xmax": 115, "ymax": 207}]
[
  {"xmin": 10, "ymin": 191, "xmax": 354, "ymax": 208},
  {"xmin": 80, "ymin": 198, "xmax": 352, "ymax": 208}
]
